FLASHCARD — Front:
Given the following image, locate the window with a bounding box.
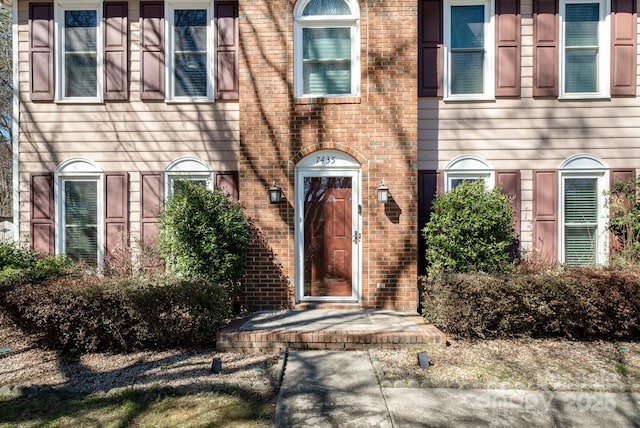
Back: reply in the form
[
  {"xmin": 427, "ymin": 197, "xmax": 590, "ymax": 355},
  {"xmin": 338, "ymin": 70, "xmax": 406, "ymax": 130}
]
[
  {"xmin": 165, "ymin": 157, "xmax": 213, "ymax": 198},
  {"xmin": 444, "ymin": 155, "xmax": 494, "ymax": 191},
  {"xmin": 444, "ymin": 0, "xmax": 494, "ymax": 99},
  {"xmin": 293, "ymin": 0, "xmax": 360, "ymax": 98},
  {"xmin": 559, "ymin": 0, "xmax": 610, "ymax": 98},
  {"xmin": 63, "ymin": 180, "xmax": 99, "ymax": 264},
  {"xmin": 166, "ymin": 0, "xmax": 214, "ymax": 101},
  {"xmin": 55, "ymin": 159, "xmax": 104, "ymax": 266},
  {"xmin": 54, "ymin": 1, "xmax": 103, "ymax": 101},
  {"xmin": 559, "ymin": 155, "xmax": 609, "ymax": 265}
]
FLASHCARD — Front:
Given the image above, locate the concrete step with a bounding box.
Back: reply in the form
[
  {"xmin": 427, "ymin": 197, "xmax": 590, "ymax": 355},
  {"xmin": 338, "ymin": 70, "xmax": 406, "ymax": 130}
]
[{"xmin": 216, "ymin": 309, "xmax": 446, "ymax": 352}]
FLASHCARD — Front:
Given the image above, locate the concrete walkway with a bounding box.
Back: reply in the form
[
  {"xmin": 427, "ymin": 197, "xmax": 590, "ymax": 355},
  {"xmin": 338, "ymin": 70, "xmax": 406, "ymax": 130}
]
[
  {"xmin": 275, "ymin": 350, "xmax": 640, "ymax": 428},
  {"xmin": 276, "ymin": 351, "xmax": 391, "ymax": 427}
]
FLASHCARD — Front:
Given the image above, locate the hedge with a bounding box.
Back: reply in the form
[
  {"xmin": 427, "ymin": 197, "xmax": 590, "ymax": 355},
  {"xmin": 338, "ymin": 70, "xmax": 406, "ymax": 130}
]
[
  {"xmin": 421, "ymin": 267, "xmax": 640, "ymax": 340},
  {"xmin": 2, "ymin": 274, "xmax": 235, "ymax": 352}
]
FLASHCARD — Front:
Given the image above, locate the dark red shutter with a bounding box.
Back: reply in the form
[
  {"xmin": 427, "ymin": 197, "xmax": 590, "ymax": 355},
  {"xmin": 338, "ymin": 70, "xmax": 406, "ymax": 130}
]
[
  {"xmin": 611, "ymin": 0, "xmax": 637, "ymax": 96},
  {"xmin": 418, "ymin": 0, "xmax": 443, "ymax": 97},
  {"xmin": 609, "ymin": 169, "xmax": 635, "ymax": 256},
  {"xmin": 104, "ymin": 2, "xmax": 129, "ymax": 100},
  {"xmin": 532, "ymin": 170, "xmax": 558, "ymax": 263},
  {"xmin": 140, "ymin": 1, "xmax": 165, "ymax": 100},
  {"xmin": 104, "ymin": 173, "xmax": 129, "ymax": 264},
  {"xmin": 496, "ymin": 170, "xmax": 521, "ymax": 237},
  {"xmin": 417, "ymin": 170, "xmax": 442, "ymax": 273},
  {"xmin": 31, "ymin": 174, "xmax": 54, "ymax": 255},
  {"xmin": 29, "ymin": 3, "xmax": 54, "ymax": 101},
  {"xmin": 495, "ymin": 0, "xmax": 521, "ymax": 97},
  {"xmin": 215, "ymin": 1, "xmax": 239, "ymax": 100},
  {"xmin": 215, "ymin": 171, "xmax": 239, "ymax": 201},
  {"xmin": 140, "ymin": 172, "xmax": 163, "ymax": 248},
  {"xmin": 611, "ymin": 169, "xmax": 635, "ymax": 188},
  {"xmin": 609, "ymin": 169, "xmax": 636, "ymax": 257},
  {"xmin": 533, "ymin": 0, "xmax": 558, "ymax": 97}
]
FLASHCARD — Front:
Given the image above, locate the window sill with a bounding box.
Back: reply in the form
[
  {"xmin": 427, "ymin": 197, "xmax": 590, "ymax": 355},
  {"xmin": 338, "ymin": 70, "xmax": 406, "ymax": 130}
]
[
  {"xmin": 165, "ymin": 99, "xmax": 215, "ymax": 104},
  {"xmin": 55, "ymin": 99, "xmax": 104, "ymax": 104},
  {"xmin": 295, "ymin": 96, "xmax": 361, "ymax": 105},
  {"xmin": 443, "ymin": 96, "xmax": 496, "ymax": 103},
  {"xmin": 558, "ymin": 94, "xmax": 611, "ymax": 101}
]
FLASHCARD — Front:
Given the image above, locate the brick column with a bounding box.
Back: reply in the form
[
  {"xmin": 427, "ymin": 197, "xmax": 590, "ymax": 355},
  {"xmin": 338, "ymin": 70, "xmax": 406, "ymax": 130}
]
[{"xmin": 239, "ymin": 0, "xmax": 418, "ymax": 311}]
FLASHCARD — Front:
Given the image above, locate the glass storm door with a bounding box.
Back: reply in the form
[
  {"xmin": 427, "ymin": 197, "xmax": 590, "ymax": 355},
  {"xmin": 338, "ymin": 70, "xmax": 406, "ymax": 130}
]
[
  {"xmin": 304, "ymin": 177, "xmax": 353, "ymax": 297},
  {"xmin": 295, "ymin": 151, "xmax": 361, "ymax": 302}
]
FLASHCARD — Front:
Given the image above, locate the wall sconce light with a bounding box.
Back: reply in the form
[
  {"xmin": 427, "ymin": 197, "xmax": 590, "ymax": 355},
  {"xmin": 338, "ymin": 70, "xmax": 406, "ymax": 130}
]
[
  {"xmin": 269, "ymin": 182, "xmax": 282, "ymax": 204},
  {"xmin": 377, "ymin": 180, "xmax": 389, "ymax": 203}
]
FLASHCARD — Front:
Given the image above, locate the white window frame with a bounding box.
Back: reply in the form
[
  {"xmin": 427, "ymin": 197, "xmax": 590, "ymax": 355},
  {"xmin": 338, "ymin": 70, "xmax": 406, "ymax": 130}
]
[
  {"xmin": 559, "ymin": 0, "xmax": 610, "ymax": 99},
  {"xmin": 54, "ymin": 158, "xmax": 104, "ymax": 266},
  {"xmin": 164, "ymin": 157, "xmax": 213, "ymax": 199},
  {"xmin": 558, "ymin": 154, "xmax": 609, "ymax": 265},
  {"xmin": 293, "ymin": 0, "xmax": 361, "ymax": 98},
  {"xmin": 54, "ymin": 0, "xmax": 104, "ymax": 103},
  {"xmin": 165, "ymin": 0, "xmax": 215, "ymax": 102},
  {"xmin": 443, "ymin": 0, "xmax": 495, "ymax": 101},
  {"xmin": 444, "ymin": 155, "xmax": 494, "ymax": 191}
]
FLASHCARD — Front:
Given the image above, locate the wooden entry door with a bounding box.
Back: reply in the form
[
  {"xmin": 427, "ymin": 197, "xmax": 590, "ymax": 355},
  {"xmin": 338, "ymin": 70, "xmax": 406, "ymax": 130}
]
[{"xmin": 303, "ymin": 177, "xmax": 353, "ymax": 297}]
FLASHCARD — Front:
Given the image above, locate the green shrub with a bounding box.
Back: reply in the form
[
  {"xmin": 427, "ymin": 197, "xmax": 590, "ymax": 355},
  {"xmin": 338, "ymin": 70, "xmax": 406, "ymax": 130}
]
[
  {"xmin": 421, "ymin": 267, "xmax": 640, "ymax": 340},
  {"xmin": 159, "ymin": 182, "xmax": 249, "ymax": 285},
  {"xmin": 0, "ymin": 242, "xmax": 72, "ymax": 285},
  {"xmin": 422, "ymin": 180, "xmax": 516, "ymax": 273},
  {"xmin": 3, "ymin": 274, "xmax": 234, "ymax": 352},
  {"xmin": 609, "ymin": 176, "xmax": 640, "ymax": 265}
]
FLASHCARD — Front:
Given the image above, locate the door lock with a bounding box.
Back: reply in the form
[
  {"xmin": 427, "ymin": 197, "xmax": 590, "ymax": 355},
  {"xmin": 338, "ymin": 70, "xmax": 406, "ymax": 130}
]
[{"xmin": 353, "ymin": 231, "xmax": 362, "ymax": 244}]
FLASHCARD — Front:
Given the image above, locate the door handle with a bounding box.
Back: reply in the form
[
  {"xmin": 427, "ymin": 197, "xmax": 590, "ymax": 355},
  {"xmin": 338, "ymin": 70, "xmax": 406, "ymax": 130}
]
[{"xmin": 353, "ymin": 231, "xmax": 361, "ymax": 244}]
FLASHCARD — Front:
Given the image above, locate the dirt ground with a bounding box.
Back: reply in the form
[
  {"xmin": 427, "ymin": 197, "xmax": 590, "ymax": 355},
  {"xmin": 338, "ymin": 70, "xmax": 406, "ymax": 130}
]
[
  {"xmin": 372, "ymin": 338, "xmax": 640, "ymax": 392},
  {"xmin": 2, "ymin": 310, "xmax": 640, "ymax": 394},
  {"xmin": 0, "ymin": 310, "xmax": 280, "ymax": 394}
]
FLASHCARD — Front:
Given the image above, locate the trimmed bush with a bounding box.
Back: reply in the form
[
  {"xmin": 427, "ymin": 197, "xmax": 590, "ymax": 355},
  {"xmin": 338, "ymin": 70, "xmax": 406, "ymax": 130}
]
[
  {"xmin": 422, "ymin": 180, "xmax": 516, "ymax": 273},
  {"xmin": 608, "ymin": 176, "xmax": 640, "ymax": 265},
  {"xmin": 2, "ymin": 274, "xmax": 234, "ymax": 352},
  {"xmin": 159, "ymin": 182, "xmax": 249, "ymax": 285},
  {"xmin": 421, "ymin": 267, "xmax": 640, "ymax": 340},
  {"xmin": 0, "ymin": 242, "xmax": 72, "ymax": 285}
]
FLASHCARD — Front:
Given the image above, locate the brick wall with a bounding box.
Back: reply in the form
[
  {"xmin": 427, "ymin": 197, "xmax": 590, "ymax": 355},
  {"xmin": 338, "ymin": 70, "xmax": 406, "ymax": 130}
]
[{"xmin": 238, "ymin": 0, "xmax": 418, "ymax": 311}]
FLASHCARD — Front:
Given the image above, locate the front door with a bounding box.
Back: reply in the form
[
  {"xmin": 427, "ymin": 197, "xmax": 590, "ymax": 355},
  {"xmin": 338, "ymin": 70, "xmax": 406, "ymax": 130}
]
[
  {"xmin": 295, "ymin": 151, "xmax": 361, "ymax": 303},
  {"xmin": 304, "ymin": 177, "xmax": 353, "ymax": 297}
]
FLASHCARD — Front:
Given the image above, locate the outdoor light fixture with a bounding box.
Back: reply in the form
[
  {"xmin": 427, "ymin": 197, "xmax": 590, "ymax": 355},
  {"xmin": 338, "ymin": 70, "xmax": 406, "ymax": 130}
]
[
  {"xmin": 417, "ymin": 351, "xmax": 430, "ymax": 369},
  {"xmin": 269, "ymin": 182, "xmax": 282, "ymax": 204},
  {"xmin": 377, "ymin": 180, "xmax": 389, "ymax": 203},
  {"xmin": 211, "ymin": 357, "xmax": 222, "ymax": 374}
]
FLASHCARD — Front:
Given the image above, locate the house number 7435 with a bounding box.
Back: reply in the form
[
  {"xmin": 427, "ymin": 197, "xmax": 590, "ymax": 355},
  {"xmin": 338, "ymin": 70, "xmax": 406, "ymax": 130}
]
[{"xmin": 315, "ymin": 156, "xmax": 336, "ymax": 165}]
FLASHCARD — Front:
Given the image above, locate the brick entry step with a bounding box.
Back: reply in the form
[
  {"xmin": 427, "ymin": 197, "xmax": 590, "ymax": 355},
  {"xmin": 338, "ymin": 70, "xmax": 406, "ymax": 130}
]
[{"xmin": 216, "ymin": 309, "xmax": 446, "ymax": 352}]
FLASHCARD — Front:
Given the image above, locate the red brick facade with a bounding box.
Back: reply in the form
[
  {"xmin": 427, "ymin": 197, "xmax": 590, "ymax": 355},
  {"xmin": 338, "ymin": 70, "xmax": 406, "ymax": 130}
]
[{"xmin": 238, "ymin": 0, "xmax": 419, "ymax": 311}]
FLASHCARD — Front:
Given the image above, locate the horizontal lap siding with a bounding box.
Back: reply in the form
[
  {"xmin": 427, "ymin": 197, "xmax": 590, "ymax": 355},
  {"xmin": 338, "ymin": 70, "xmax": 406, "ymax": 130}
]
[
  {"xmin": 18, "ymin": 103, "xmax": 239, "ymax": 241},
  {"xmin": 418, "ymin": 96, "xmax": 640, "ymax": 255},
  {"xmin": 16, "ymin": 1, "xmax": 239, "ymax": 243},
  {"xmin": 19, "ymin": 104, "xmax": 240, "ymax": 172},
  {"xmin": 419, "ymin": 98, "xmax": 640, "ymax": 170},
  {"xmin": 418, "ymin": 0, "xmax": 640, "ymax": 257}
]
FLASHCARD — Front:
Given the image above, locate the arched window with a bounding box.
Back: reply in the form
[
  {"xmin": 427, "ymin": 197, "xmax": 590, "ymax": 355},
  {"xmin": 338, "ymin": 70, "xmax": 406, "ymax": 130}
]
[
  {"xmin": 55, "ymin": 158, "xmax": 104, "ymax": 266},
  {"xmin": 444, "ymin": 155, "xmax": 494, "ymax": 191},
  {"xmin": 559, "ymin": 154, "xmax": 609, "ymax": 265},
  {"xmin": 164, "ymin": 157, "xmax": 213, "ymax": 198},
  {"xmin": 293, "ymin": 0, "xmax": 360, "ymax": 98}
]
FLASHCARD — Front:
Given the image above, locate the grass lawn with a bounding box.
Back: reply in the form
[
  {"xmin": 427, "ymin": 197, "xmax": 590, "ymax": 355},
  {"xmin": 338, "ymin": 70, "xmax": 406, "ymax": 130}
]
[{"xmin": 0, "ymin": 387, "xmax": 275, "ymax": 428}]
